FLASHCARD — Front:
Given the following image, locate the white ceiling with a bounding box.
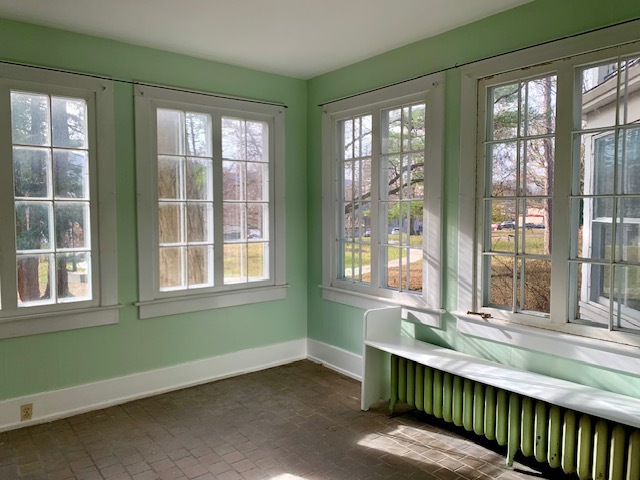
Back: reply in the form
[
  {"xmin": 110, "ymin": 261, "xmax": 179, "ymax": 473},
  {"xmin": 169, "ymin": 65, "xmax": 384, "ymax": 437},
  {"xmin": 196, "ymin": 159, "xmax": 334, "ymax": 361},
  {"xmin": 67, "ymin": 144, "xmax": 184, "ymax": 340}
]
[{"xmin": 0, "ymin": 0, "xmax": 532, "ymax": 79}]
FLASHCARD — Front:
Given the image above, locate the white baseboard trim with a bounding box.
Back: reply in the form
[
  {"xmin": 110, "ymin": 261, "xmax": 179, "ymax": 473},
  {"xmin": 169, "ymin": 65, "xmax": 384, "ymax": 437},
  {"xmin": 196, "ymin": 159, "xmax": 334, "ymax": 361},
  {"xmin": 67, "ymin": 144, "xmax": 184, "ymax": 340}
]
[
  {"xmin": 0, "ymin": 338, "xmax": 307, "ymax": 433},
  {"xmin": 307, "ymin": 338, "xmax": 363, "ymax": 381}
]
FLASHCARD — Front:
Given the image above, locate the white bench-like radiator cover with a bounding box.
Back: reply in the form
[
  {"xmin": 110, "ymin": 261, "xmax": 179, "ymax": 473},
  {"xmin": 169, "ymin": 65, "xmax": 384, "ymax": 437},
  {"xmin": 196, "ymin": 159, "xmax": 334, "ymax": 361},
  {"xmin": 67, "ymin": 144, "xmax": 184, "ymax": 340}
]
[{"xmin": 361, "ymin": 307, "xmax": 640, "ymax": 480}]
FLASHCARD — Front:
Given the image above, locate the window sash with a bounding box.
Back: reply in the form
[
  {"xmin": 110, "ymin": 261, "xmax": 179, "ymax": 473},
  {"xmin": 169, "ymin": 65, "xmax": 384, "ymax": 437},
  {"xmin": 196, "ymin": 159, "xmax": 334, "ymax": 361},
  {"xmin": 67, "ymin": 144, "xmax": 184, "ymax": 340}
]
[
  {"xmin": 322, "ymin": 74, "xmax": 444, "ymax": 312},
  {"xmin": 468, "ymin": 35, "xmax": 640, "ymax": 340},
  {"xmin": 135, "ymin": 84, "xmax": 285, "ymax": 313}
]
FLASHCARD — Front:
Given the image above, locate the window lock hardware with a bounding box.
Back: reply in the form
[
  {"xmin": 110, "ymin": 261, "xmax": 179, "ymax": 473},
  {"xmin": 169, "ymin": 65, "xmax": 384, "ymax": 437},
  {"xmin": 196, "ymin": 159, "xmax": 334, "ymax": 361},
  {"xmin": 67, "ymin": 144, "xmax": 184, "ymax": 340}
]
[{"xmin": 467, "ymin": 310, "xmax": 492, "ymax": 319}]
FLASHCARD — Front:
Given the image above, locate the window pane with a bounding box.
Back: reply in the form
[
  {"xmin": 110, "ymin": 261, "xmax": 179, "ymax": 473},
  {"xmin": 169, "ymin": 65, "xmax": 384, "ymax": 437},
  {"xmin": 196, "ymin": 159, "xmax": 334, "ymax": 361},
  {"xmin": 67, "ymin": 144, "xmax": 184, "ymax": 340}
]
[
  {"xmin": 384, "ymin": 246, "xmax": 403, "ymax": 290},
  {"xmin": 523, "ymin": 76, "xmax": 556, "ymax": 136},
  {"xmin": 223, "ymin": 203, "xmax": 244, "ymax": 241},
  {"xmin": 342, "ymin": 118, "xmax": 354, "ymax": 159},
  {"xmin": 518, "ymin": 199, "xmax": 550, "ymax": 255},
  {"xmin": 579, "ymin": 132, "xmax": 615, "ymax": 196},
  {"xmin": 222, "ymin": 118, "xmax": 244, "ymax": 160},
  {"xmin": 489, "ymin": 142, "xmax": 517, "ymax": 196},
  {"xmin": 13, "ymin": 147, "xmax": 50, "ymax": 198},
  {"xmin": 186, "ymin": 158, "xmax": 212, "ymax": 200},
  {"xmin": 51, "ymin": 97, "xmax": 87, "ymax": 149},
  {"xmin": 55, "ymin": 202, "xmax": 89, "ymax": 249},
  {"xmin": 487, "ymin": 255, "xmax": 513, "ymax": 309},
  {"xmin": 15, "ymin": 202, "xmax": 52, "ymax": 250},
  {"xmin": 618, "ymin": 57, "xmax": 640, "ymax": 126},
  {"xmin": 408, "ymin": 104, "xmax": 426, "ymax": 151},
  {"xmin": 157, "ymin": 109, "xmax": 184, "ymax": 155},
  {"xmin": 57, "ymin": 252, "xmax": 91, "ymax": 302},
  {"xmin": 246, "ymin": 163, "xmax": 268, "ymax": 201},
  {"xmin": 224, "ymin": 243, "xmax": 246, "ymax": 284},
  {"xmin": 53, "ymin": 150, "xmax": 89, "ymax": 199},
  {"xmin": 360, "ymin": 116, "xmax": 372, "ymax": 157},
  {"xmin": 621, "ymin": 128, "xmax": 640, "ymax": 194},
  {"xmin": 407, "ymin": 154, "xmax": 424, "ymax": 199},
  {"xmin": 616, "ymin": 199, "xmax": 640, "ymax": 263},
  {"xmin": 159, "ymin": 247, "xmax": 185, "ymax": 290},
  {"xmin": 159, "ymin": 203, "xmax": 182, "ymax": 244},
  {"xmin": 354, "ymin": 158, "xmax": 372, "ymax": 201},
  {"xmin": 488, "ymin": 199, "xmax": 516, "ymax": 253},
  {"xmin": 248, "ymin": 242, "xmax": 268, "ymax": 280},
  {"xmin": 580, "ymin": 62, "xmax": 618, "ymax": 128},
  {"xmin": 383, "ymin": 109, "xmax": 401, "ymax": 154},
  {"xmin": 11, "ymin": 92, "xmax": 50, "ymax": 146},
  {"xmin": 185, "ymin": 112, "xmax": 211, "ymax": 157},
  {"xmin": 158, "ymin": 156, "xmax": 182, "ymax": 200},
  {"xmin": 407, "ymin": 248, "xmax": 423, "ymax": 292},
  {"xmin": 613, "ymin": 265, "xmax": 640, "ymax": 332},
  {"xmin": 490, "ymin": 83, "xmax": 519, "ymax": 141},
  {"xmin": 343, "ymin": 202, "xmax": 365, "ymax": 240},
  {"xmin": 382, "ymin": 155, "xmax": 402, "ymax": 200},
  {"xmin": 17, "ymin": 254, "xmax": 52, "ymax": 305},
  {"xmin": 576, "ymin": 197, "xmax": 612, "ymax": 261},
  {"xmin": 524, "ymin": 138, "xmax": 554, "ymax": 195},
  {"xmin": 186, "ymin": 203, "xmax": 212, "ymax": 243},
  {"xmin": 223, "ymin": 161, "xmax": 243, "ymax": 201},
  {"xmin": 247, "ymin": 203, "xmax": 267, "ymax": 240},
  {"xmin": 519, "ymin": 259, "xmax": 551, "ymax": 314},
  {"xmin": 187, "ymin": 245, "xmax": 213, "ymax": 287},
  {"xmin": 572, "ymin": 262, "xmax": 609, "ymax": 327},
  {"xmin": 246, "ymin": 121, "xmax": 268, "ymax": 162}
]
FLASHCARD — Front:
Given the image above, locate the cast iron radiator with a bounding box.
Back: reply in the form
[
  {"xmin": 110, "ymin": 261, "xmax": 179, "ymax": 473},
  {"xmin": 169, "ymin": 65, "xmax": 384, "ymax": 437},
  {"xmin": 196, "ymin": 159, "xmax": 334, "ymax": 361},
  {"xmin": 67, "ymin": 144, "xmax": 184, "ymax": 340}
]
[{"xmin": 389, "ymin": 355, "xmax": 640, "ymax": 480}]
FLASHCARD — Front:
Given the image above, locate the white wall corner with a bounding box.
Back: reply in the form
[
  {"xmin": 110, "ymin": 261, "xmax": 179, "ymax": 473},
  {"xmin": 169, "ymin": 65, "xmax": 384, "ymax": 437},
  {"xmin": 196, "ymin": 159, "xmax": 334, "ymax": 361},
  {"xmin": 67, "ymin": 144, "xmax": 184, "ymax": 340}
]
[{"xmin": 307, "ymin": 338, "xmax": 363, "ymax": 381}]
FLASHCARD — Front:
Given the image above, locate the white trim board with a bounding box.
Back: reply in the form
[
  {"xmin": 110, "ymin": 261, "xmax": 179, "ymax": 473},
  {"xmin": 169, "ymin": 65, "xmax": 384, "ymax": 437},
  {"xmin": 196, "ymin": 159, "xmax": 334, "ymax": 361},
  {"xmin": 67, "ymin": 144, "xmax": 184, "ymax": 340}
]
[
  {"xmin": 307, "ymin": 338, "xmax": 363, "ymax": 381},
  {"xmin": 0, "ymin": 338, "xmax": 307, "ymax": 433}
]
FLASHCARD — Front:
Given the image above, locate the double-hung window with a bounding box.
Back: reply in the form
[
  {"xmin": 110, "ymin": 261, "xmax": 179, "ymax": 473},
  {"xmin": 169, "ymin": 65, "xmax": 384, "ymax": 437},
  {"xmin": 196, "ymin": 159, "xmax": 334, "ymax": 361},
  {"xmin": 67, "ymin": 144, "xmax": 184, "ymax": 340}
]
[
  {"xmin": 321, "ymin": 75, "xmax": 444, "ymax": 323},
  {"xmin": 0, "ymin": 64, "xmax": 118, "ymax": 339},
  {"xmin": 458, "ymin": 22, "xmax": 640, "ymax": 352},
  {"xmin": 135, "ymin": 86, "xmax": 286, "ymax": 319}
]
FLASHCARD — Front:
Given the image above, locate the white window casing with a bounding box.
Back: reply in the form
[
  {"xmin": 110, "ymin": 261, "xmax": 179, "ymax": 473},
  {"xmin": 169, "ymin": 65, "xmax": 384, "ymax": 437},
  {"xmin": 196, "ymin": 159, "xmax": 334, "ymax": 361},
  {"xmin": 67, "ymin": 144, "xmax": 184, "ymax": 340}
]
[
  {"xmin": 0, "ymin": 64, "xmax": 119, "ymax": 339},
  {"xmin": 321, "ymin": 74, "xmax": 445, "ymax": 327},
  {"xmin": 135, "ymin": 85, "xmax": 286, "ymax": 319}
]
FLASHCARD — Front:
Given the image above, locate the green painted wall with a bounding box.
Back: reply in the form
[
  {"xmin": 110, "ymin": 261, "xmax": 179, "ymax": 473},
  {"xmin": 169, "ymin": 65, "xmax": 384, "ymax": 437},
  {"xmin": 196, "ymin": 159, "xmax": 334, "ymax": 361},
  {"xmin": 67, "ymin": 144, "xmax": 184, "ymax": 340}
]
[
  {"xmin": 0, "ymin": 18, "xmax": 307, "ymax": 401},
  {"xmin": 307, "ymin": 0, "xmax": 640, "ymax": 397}
]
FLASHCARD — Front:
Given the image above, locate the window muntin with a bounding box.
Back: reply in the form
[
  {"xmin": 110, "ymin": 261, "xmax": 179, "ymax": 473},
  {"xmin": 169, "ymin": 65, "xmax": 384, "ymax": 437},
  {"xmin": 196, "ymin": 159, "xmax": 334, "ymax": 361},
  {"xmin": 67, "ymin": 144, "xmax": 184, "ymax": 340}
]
[{"xmin": 572, "ymin": 56, "xmax": 640, "ymax": 333}]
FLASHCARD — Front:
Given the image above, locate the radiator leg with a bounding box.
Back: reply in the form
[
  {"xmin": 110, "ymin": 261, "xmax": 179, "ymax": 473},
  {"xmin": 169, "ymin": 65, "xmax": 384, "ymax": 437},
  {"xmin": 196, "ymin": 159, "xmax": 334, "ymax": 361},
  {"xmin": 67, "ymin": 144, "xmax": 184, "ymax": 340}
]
[
  {"xmin": 443, "ymin": 372, "xmax": 453, "ymax": 423},
  {"xmin": 452, "ymin": 375, "xmax": 464, "ymax": 427},
  {"xmin": 484, "ymin": 385, "xmax": 496, "ymax": 441},
  {"xmin": 562, "ymin": 410, "xmax": 577, "ymax": 474},
  {"xmin": 463, "ymin": 379, "xmax": 474, "ymax": 431},
  {"xmin": 496, "ymin": 389, "xmax": 509, "ymax": 447},
  {"xmin": 521, "ymin": 396, "xmax": 534, "ymax": 457},
  {"xmin": 433, "ymin": 369, "xmax": 443, "ymax": 419},
  {"xmin": 592, "ymin": 420, "xmax": 608, "ymax": 480},
  {"xmin": 548, "ymin": 405, "xmax": 562, "ymax": 469},
  {"xmin": 577, "ymin": 414, "xmax": 593, "ymax": 480},
  {"xmin": 627, "ymin": 430, "xmax": 640, "ymax": 480},
  {"xmin": 507, "ymin": 393, "xmax": 521, "ymax": 467},
  {"xmin": 534, "ymin": 401, "xmax": 548, "ymax": 464},
  {"xmin": 473, "ymin": 383, "xmax": 485, "ymax": 436},
  {"xmin": 423, "ymin": 367, "xmax": 433, "ymax": 415}
]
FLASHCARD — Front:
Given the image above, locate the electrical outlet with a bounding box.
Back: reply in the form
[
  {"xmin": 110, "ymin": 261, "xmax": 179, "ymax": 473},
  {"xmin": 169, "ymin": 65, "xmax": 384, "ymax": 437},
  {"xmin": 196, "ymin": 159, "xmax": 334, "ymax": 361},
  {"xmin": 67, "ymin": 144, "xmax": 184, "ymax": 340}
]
[{"xmin": 20, "ymin": 403, "xmax": 33, "ymax": 421}]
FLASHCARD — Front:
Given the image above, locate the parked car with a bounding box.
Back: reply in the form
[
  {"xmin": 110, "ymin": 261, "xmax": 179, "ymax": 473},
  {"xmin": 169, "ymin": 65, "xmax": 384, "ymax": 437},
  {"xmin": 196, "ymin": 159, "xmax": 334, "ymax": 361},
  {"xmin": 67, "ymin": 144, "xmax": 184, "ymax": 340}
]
[
  {"xmin": 363, "ymin": 229, "xmax": 371, "ymax": 237},
  {"xmin": 499, "ymin": 220, "xmax": 515, "ymax": 229},
  {"xmin": 491, "ymin": 223, "xmax": 502, "ymax": 231},
  {"xmin": 391, "ymin": 227, "xmax": 400, "ymax": 234}
]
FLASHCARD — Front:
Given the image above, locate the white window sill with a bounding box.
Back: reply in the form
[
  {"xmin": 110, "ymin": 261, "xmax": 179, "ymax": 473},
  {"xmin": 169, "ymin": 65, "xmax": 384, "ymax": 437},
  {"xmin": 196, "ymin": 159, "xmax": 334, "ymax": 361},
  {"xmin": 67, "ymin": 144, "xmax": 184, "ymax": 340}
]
[
  {"xmin": 136, "ymin": 284, "xmax": 288, "ymax": 319},
  {"xmin": 0, "ymin": 305, "xmax": 121, "ymax": 339},
  {"xmin": 453, "ymin": 310, "xmax": 640, "ymax": 376},
  {"xmin": 321, "ymin": 285, "xmax": 443, "ymax": 328}
]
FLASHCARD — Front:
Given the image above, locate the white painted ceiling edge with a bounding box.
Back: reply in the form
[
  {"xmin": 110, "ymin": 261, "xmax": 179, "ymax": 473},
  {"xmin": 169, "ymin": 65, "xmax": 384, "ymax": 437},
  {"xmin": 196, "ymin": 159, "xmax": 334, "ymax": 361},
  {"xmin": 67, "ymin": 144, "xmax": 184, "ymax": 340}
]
[{"xmin": 0, "ymin": 0, "xmax": 532, "ymax": 79}]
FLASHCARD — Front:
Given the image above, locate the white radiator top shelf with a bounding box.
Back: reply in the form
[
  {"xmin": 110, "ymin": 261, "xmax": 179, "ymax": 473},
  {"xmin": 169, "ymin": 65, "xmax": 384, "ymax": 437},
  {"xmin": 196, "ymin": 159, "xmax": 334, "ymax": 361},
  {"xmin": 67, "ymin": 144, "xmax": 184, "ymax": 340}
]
[{"xmin": 363, "ymin": 307, "xmax": 640, "ymax": 429}]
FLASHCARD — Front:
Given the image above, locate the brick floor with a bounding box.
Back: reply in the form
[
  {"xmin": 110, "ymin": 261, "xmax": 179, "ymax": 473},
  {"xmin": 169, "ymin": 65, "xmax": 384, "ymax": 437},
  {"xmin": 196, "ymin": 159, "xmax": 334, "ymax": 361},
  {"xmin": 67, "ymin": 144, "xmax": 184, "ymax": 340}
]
[{"xmin": 0, "ymin": 360, "xmax": 565, "ymax": 479}]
